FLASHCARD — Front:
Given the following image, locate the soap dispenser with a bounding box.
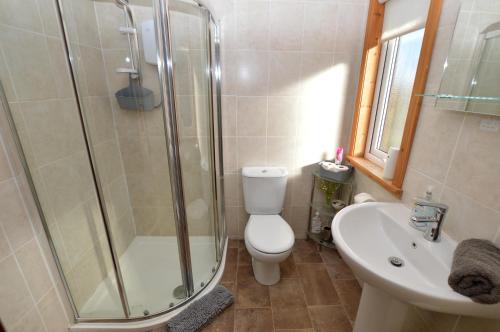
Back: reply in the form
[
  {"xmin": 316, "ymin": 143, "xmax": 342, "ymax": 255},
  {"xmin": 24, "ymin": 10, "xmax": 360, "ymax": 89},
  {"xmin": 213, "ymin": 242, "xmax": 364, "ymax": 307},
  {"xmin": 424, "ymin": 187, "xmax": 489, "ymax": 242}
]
[{"xmin": 411, "ymin": 186, "xmax": 436, "ymax": 229}]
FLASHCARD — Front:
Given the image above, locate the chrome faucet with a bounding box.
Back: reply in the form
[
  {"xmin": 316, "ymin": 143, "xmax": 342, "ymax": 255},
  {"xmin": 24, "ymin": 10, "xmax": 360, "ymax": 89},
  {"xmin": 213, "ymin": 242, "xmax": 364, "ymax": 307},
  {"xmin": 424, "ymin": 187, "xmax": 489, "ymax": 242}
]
[{"xmin": 410, "ymin": 199, "xmax": 448, "ymax": 242}]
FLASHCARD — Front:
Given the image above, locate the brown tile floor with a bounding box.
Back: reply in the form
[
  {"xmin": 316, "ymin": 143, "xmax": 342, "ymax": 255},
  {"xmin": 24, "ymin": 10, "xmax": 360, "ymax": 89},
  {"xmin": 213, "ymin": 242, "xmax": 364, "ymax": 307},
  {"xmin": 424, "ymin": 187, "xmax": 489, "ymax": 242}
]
[{"xmin": 203, "ymin": 239, "xmax": 362, "ymax": 332}]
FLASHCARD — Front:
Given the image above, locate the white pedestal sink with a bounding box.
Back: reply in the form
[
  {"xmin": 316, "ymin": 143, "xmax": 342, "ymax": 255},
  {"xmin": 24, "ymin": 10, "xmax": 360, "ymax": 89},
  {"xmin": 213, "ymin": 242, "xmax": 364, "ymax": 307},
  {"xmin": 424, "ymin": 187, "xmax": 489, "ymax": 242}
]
[{"xmin": 332, "ymin": 202, "xmax": 500, "ymax": 332}]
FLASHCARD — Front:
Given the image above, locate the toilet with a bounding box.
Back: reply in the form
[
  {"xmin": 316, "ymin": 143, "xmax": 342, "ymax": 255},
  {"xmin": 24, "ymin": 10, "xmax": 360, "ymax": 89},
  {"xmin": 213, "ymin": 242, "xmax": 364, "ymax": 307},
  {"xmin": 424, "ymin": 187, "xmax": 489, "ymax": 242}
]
[{"xmin": 242, "ymin": 166, "xmax": 295, "ymax": 285}]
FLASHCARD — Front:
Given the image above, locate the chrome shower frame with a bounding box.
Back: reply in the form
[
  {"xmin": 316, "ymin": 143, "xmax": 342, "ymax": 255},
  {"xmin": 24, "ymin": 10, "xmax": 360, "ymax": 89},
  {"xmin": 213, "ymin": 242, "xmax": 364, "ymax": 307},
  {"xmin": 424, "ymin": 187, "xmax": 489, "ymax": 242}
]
[{"xmin": 0, "ymin": 0, "xmax": 226, "ymax": 324}]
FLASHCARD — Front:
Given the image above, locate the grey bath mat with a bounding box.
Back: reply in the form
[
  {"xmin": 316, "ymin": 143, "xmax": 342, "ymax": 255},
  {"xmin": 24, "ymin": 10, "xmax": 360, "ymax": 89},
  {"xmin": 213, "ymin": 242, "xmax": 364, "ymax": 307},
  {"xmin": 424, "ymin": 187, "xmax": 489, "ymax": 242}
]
[{"xmin": 166, "ymin": 285, "xmax": 234, "ymax": 332}]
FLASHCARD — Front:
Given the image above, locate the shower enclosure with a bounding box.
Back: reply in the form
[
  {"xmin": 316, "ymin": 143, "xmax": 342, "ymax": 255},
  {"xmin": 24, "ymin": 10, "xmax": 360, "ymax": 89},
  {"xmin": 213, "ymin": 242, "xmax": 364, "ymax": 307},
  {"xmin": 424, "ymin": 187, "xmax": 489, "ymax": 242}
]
[{"xmin": 0, "ymin": 0, "xmax": 225, "ymax": 323}]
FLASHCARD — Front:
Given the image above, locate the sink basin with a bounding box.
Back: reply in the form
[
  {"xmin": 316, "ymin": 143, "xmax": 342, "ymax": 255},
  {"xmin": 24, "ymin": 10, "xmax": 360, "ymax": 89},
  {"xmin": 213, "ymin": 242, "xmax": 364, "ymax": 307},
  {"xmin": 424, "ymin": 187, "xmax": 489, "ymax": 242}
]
[{"xmin": 332, "ymin": 203, "xmax": 500, "ymax": 331}]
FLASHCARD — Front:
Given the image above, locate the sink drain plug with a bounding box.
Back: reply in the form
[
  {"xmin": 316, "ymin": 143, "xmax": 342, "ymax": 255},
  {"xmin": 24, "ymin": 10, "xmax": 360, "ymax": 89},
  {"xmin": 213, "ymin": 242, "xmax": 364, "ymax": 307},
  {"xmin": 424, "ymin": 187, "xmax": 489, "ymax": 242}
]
[{"xmin": 388, "ymin": 256, "xmax": 404, "ymax": 267}]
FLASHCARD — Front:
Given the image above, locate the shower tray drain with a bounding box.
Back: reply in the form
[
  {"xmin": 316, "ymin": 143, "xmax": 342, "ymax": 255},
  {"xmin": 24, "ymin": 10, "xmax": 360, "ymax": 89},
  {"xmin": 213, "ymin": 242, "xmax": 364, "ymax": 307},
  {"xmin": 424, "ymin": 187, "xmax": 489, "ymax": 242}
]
[{"xmin": 173, "ymin": 285, "xmax": 187, "ymax": 299}]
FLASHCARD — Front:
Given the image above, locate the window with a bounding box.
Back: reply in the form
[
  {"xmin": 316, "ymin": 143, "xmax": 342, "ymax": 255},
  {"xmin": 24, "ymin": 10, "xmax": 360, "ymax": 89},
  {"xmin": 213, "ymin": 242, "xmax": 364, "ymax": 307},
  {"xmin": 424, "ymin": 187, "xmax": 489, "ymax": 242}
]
[
  {"xmin": 347, "ymin": 0, "xmax": 441, "ymax": 196},
  {"xmin": 365, "ymin": 29, "xmax": 425, "ymax": 166}
]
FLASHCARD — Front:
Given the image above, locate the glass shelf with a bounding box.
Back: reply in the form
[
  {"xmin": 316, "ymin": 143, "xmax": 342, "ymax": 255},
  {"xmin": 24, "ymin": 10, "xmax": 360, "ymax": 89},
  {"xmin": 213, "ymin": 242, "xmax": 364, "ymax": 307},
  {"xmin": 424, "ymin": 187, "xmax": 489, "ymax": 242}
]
[
  {"xmin": 309, "ymin": 202, "xmax": 336, "ymax": 217},
  {"xmin": 418, "ymin": 94, "xmax": 500, "ymax": 102}
]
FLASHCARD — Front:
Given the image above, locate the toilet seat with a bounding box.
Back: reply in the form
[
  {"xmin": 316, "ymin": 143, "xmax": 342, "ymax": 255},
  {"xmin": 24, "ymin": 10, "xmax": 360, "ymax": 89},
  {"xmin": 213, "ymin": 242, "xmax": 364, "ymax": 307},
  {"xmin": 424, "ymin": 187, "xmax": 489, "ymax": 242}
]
[{"xmin": 245, "ymin": 215, "xmax": 294, "ymax": 254}]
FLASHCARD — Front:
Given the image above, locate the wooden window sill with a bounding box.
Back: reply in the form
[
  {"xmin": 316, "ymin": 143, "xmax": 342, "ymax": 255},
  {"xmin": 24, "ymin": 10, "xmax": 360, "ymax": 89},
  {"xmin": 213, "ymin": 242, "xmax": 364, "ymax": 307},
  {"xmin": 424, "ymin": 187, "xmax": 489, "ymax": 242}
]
[{"xmin": 347, "ymin": 156, "xmax": 402, "ymax": 198}]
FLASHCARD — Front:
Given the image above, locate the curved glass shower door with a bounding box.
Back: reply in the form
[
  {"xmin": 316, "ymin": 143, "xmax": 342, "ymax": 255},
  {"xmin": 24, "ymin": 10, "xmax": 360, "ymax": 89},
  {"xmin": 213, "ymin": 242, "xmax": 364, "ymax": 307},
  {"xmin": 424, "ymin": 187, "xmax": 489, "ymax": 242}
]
[
  {"xmin": 169, "ymin": 0, "xmax": 219, "ymax": 295},
  {"xmin": 1, "ymin": 0, "xmax": 224, "ymax": 322},
  {"xmin": 55, "ymin": 0, "xmax": 188, "ymax": 318}
]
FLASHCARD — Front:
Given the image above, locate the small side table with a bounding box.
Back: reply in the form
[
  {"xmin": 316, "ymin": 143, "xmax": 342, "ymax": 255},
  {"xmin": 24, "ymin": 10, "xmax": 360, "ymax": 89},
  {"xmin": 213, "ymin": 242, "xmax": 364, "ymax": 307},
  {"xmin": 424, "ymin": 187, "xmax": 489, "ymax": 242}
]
[{"xmin": 307, "ymin": 170, "xmax": 353, "ymax": 249}]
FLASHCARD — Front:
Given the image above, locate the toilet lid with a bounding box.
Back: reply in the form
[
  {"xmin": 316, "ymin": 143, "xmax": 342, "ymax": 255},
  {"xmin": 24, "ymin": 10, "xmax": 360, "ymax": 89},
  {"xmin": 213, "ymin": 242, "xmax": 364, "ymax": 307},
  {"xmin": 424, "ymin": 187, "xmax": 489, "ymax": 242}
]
[{"xmin": 246, "ymin": 215, "xmax": 294, "ymax": 254}]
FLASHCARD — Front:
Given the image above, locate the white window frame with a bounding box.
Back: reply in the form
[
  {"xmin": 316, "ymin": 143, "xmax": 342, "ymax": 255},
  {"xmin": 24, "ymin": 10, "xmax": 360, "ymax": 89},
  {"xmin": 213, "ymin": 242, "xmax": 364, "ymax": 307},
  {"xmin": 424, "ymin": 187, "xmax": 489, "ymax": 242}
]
[{"xmin": 365, "ymin": 37, "xmax": 400, "ymax": 167}]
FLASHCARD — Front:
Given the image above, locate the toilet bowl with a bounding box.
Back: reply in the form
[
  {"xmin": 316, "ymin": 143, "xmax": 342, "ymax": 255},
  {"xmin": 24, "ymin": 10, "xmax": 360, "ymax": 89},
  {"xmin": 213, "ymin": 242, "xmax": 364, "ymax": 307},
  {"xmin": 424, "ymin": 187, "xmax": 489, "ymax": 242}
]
[
  {"xmin": 241, "ymin": 166, "xmax": 295, "ymax": 285},
  {"xmin": 244, "ymin": 215, "xmax": 294, "ymax": 285}
]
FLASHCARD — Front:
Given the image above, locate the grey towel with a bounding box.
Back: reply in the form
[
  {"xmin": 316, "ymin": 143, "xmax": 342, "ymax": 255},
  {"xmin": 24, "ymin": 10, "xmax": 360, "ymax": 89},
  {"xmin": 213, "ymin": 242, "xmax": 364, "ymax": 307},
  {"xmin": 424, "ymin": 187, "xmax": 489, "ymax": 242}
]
[
  {"xmin": 166, "ymin": 285, "xmax": 234, "ymax": 332},
  {"xmin": 448, "ymin": 239, "xmax": 500, "ymax": 304}
]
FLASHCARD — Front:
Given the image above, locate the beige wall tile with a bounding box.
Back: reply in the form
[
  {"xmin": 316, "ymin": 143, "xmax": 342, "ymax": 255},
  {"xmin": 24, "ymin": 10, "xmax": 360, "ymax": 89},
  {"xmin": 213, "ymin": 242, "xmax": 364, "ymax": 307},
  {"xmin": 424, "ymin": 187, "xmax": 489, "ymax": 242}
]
[
  {"xmin": 223, "ymin": 137, "xmax": 237, "ymax": 172},
  {"xmin": 220, "ymin": 7, "xmax": 237, "ymax": 50},
  {"xmin": 335, "ymin": 3, "xmax": 367, "ymax": 55},
  {"xmin": 290, "ymin": 206, "xmax": 309, "ymax": 239},
  {"xmin": 354, "ymin": 172, "xmax": 399, "ymax": 203},
  {"xmin": 224, "ymin": 205, "xmax": 239, "ymax": 238},
  {"xmin": 0, "ymin": 179, "xmax": 34, "ymax": 250},
  {"xmin": 37, "ymin": 0, "xmax": 62, "ymax": 38},
  {"xmin": 70, "ymin": 0, "xmax": 100, "ymax": 48},
  {"xmin": 224, "ymin": 173, "xmax": 240, "ymax": 207},
  {"xmin": 15, "ymin": 239, "xmax": 53, "ymax": 302},
  {"xmin": 236, "ymin": 0, "xmax": 269, "ymax": 50},
  {"xmin": 38, "ymin": 152, "xmax": 95, "ymax": 219},
  {"xmin": 57, "ymin": 199, "xmax": 103, "ymax": 267},
  {"xmin": 80, "ymin": 46, "xmax": 109, "ymax": 97},
  {"xmin": 93, "ymin": 140, "xmax": 124, "ymax": 186},
  {"xmin": 45, "ymin": 37, "xmax": 74, "ymax": 99},
  {"xmin": 111, "ymin": 214, "xmax": 135, "ymax": 255},
  {"xmin": 0, "ymin": 226, "xmax": 11, "ymax": 260},
  {"xmin": 401, "ymin": 168, "xmax": 443, "ymax": 207},
  {"xmin": 269, "ymin": 2, "xmax": 304, "ymax": 51},
  {"xmin": 133, "ymin": 205, "xmax": 175, "ymax": 236},
  {"xmin": 66, "ymin": 243, "xmax": 112, "ymax": 310},
  {"xmin": 409, "ymin": 107, "xmax": 465, "ymax": 182},
  {"xmin": 300, "ymin": 53, "xmax": 335, "ymax": 97},
  {"xmin": 84, "ymin": 96, "xmax": 115, "ymax": 144},
  {"xmin": 0, "ymin": 0, "xmax": 43, "ymax": 32},
  {"xmin": 107, "ymin": 176, "xmax": 134, "ymax": 223},
  {"xmin": 0, "ymin": 26, "xmax": 57, "ymax": 101},
  {"xmin": 37, "ymin": 288, "xmax": 70, "ymax": 332},
  {"xmin": 441, "ymin": 187, "xmax": 500, "ymax": 242},
  {"xmin": 222, "ymin": 96, "xmax": 237, "ymax": 137},
  {"xmin": 235, "ymin": 51, "xmax": 269, "ymax": 96},
  {"xmin": 291, "ymin": 174, "xmax": 313, "ymax": 208},
  {"xmin": 302, "ymin": 3, "xmax": 338, "ymax": 52},
  {"xmin": 267, "ymin": 136, "xmax": 296, "ymax": 171},
  {"xmin": 172, "ymin": 50, "xmax": 194, "ymax": 95},
  {"xmin": 237, "ymin": 136, "xmax": 267, "ymax": 169},
  {"xmin": 333, "ymin": 52, "xmax": 362, "ymax": 99},
  {"xmin": 0, "ymin": 106, "xmax": 24, "ymax": 178},
  {"xmin": 0, "ymin": 256, "xmax": 34, "ymax": 330},
  {"xmin": 267, "ymin": 97, "xmax": 299, "ymax": 137},
  {"xmin": 268, "ymin": 52, "xmax": 302, "ymax": 96},
  {"xmin": 237, "ymin": 206, "xmax": 249, "ymax": 239},
  {"xmin": 446, "ymin": 115, "xmax": 500, "ymax": 212},
  {"xmin": 10, "ymin": 306, "xmax": 45, "ymax": 332},
  {"xmin": 0, "ymin": 137, "xmax": 12, "ymax": 182},
  {"xmin": 95, "ymin": 1, "xmax": 129, "ymax": 49},
  {"xmin": 19, "ymin": 99, "xmax": 84, "ymax": 166},
  {"xmin": 0, "ymin": 50, "xmax": 17, "ymax": 101},
  {"xmin": 237, "ymin": 96, "xmax": 267, "ymax": 136},
  {"xmin": 221, "ymin": 50, "xmax": 238, "ymax": 95}
]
